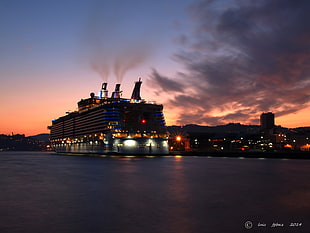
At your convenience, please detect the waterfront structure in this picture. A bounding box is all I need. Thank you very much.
[260,112,275,131]
[167,123,310,152]
[49,79,169,154]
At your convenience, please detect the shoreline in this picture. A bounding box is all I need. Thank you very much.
[2,150,310,160]
[169,151,310,160]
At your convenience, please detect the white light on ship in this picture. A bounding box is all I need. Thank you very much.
[124,140,136,147]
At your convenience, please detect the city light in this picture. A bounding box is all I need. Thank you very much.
[300,144,310,151]
[284,144,293,149]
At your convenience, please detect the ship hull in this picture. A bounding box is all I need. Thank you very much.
[52,137,169,155]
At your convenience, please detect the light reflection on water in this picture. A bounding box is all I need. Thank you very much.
[0,151,310,233]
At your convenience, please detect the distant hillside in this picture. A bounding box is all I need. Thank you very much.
[168,123,261,138]
[0,134,49,151]
[29,134,50,142]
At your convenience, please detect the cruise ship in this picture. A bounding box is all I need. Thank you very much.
[48,79,169,155]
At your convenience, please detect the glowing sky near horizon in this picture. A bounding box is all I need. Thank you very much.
[0,0,309,136]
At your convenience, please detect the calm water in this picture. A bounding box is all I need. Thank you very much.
[0,152,309,233]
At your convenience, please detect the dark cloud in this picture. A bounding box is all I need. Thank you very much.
[149,69,185,93]
[151,0,310,126]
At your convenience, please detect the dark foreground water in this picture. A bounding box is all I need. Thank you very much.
[0,152,309,233]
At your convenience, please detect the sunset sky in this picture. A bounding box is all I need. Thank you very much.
[1,0,309,136]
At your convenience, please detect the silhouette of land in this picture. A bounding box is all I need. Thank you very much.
[0,134,50,151]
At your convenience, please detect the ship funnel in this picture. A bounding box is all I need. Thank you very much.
[100,82,108,98]
[131,78,142,100]
[111,84,122,98]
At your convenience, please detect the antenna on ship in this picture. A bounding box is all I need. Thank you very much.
[131,78,142,101]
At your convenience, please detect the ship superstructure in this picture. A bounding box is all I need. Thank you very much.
[49,79,169,154]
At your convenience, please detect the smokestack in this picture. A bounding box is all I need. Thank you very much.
[111,84,122,98]
[100,82,108,98]
[131,78,142,100]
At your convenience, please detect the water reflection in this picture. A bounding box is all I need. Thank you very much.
[0,152,310,233]
[164,156,195,233]
[274,162,310,216]
[174,155,183,160]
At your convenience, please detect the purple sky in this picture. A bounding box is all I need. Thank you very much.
[0,0,309,135]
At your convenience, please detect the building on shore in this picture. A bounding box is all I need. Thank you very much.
[167,113,310,152]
